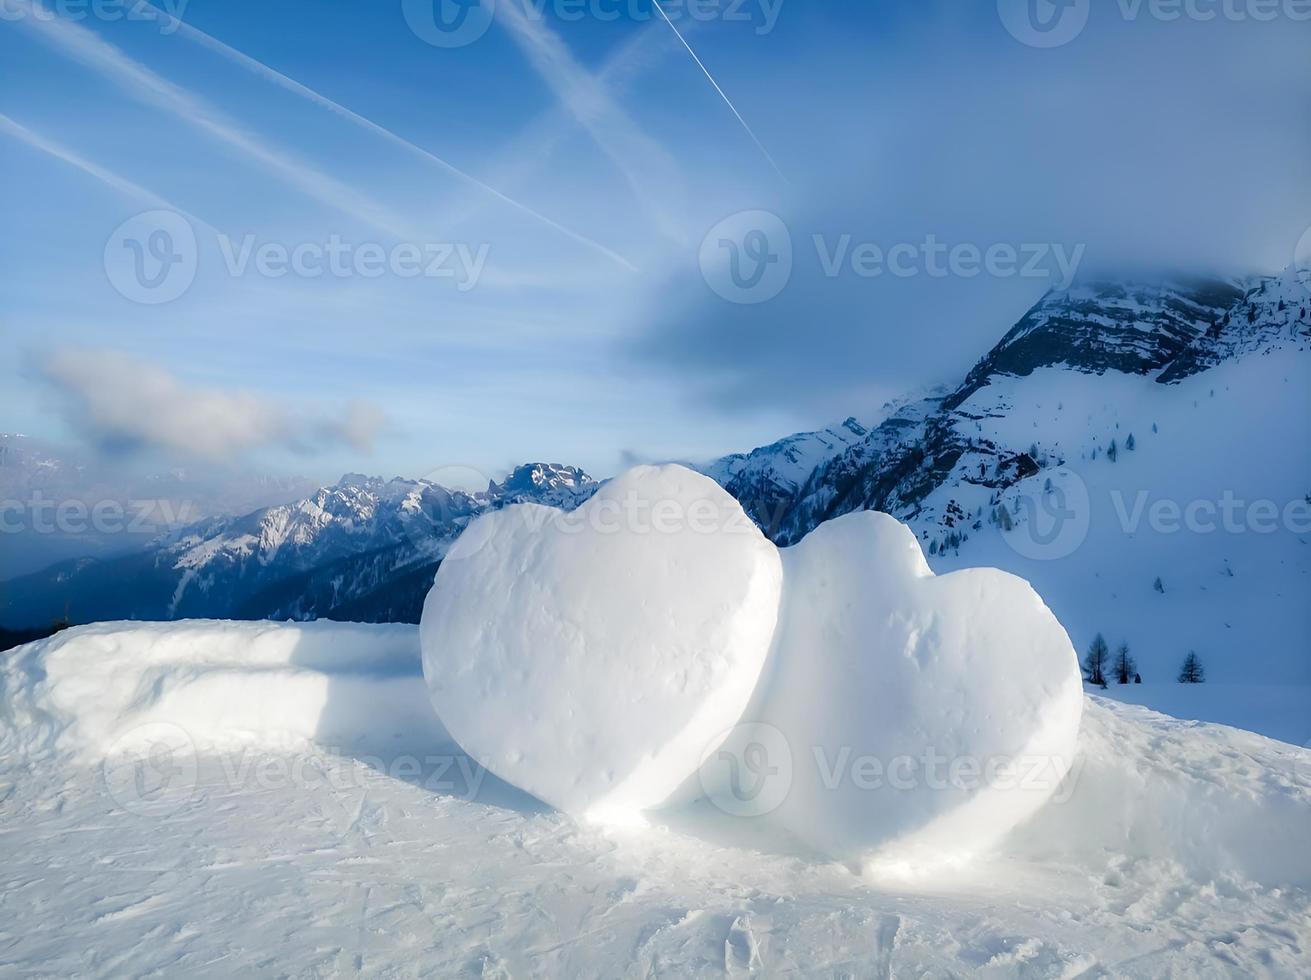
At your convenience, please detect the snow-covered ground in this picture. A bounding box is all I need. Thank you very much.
[2,621,1308,977]
[925,347,1311,700]
[1096,682,1309,749]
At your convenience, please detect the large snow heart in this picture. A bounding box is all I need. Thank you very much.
[420,464,783,825]
[702,511,1082,868]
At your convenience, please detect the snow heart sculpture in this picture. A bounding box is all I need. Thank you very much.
[700,511,1083,869]
[420,465,783,825]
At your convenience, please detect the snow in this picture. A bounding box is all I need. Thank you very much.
[1013,697,1311,890]
[419,464,783,825]
[1,621,1308,976]
[0,619,447,762]
[1096,682,1310,749]
[698,511,1083,870]
[919,346,1311,706]
[706,417,870,493]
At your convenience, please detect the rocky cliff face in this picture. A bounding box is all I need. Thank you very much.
[731,271,1310,546]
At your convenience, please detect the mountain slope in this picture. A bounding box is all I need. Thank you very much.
[4,270,1307,703]
[0,464,595,629]
[716,269,1311,690]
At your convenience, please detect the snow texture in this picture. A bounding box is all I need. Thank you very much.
[1,620,1308,976]
[0,619,447,762]
[419,464,783,825]
[699,511,1083,868]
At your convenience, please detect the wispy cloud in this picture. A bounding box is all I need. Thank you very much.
[36,348,387,461]
[433,18,675,258]
[0,112,216,231]
[132,1,637,272]
[12,0,416,238]
[495,0,689,245]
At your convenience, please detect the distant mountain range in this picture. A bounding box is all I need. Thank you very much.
[0,435,322,580]
[0,461,593,628]
[4,269,1309,685]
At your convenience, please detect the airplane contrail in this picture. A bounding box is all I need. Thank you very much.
[135,2,637,272]
[650,0,787,184]
[12,0,418,240]
[0,112,218,234]
[495,1,689,247]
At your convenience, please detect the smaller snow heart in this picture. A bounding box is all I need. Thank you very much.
[699,511,1082,868]
[420,464,783,825]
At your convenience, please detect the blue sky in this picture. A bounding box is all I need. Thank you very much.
[2,0,1308,486]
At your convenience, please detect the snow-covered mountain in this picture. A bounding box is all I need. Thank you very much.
[0,463,595,628]
[713,268,1311,695]
[0,433,321,580]
[4,269,1308,702]
[704,389,944,537]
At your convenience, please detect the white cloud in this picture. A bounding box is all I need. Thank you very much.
[37,348,387,462]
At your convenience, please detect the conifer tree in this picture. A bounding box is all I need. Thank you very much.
[1083,634,1110,687]
[1178,651,1205,683]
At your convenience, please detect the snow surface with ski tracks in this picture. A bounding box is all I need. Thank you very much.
[2,620,1308,977]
